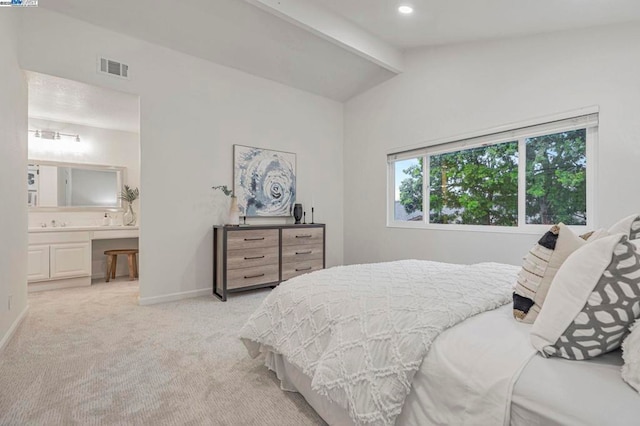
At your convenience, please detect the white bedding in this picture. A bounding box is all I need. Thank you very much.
[261,306,640,426]
[396,304,536,426]
[512,350,640,426]
[240,260,519,426]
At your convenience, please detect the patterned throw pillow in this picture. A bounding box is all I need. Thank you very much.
[513,224,591,323]
[622,320,640,393]
[609,214,640,240]
[531,234,640,360]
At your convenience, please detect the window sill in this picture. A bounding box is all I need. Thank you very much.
[387,222,590,235]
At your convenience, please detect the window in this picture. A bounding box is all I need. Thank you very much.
[525,129,587,225]
[388,113,596,231]
[393,158,424,222]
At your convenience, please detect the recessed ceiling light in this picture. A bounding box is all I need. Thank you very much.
[398,5,414,14]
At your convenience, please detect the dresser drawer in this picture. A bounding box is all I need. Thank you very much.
[227,229,279,250]
[227,264,279,289]
[282,227,324,246]
[227,247,279,270]
[282,259,324,281]
[282,243,323,264]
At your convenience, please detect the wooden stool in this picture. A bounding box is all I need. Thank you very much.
[104,249,139,282]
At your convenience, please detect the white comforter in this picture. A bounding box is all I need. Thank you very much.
[240,260,519,426]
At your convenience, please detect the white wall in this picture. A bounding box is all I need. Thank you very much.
[28,117,140,227]
[18,8,344,303]
[344,23,640,266]
[0,11,28,348]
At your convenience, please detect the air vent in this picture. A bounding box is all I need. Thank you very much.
[98,56,130,79]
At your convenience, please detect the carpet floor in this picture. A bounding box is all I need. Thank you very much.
[0,281,326,425]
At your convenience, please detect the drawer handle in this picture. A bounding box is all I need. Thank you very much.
[244,237,265,241]
[296,235,312,238]
[295,250,312,255]
[295,267,312,272]
[244,273,265,279]
[244,255,265,260]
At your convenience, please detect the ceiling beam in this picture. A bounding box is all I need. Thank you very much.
[245,0,404,74]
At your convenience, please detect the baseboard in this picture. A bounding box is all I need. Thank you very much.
[138,287,211,306]
[28,276,91,293]
[0,305,29,352]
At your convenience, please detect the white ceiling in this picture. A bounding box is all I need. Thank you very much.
[27,71,140,133]
[38,0,640,102]
[308,0,640,49]
[39,0,396,102]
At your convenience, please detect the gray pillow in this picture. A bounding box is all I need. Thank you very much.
[531,234,640,360]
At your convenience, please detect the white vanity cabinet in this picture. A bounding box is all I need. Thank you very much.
[28,226,139,292]
[28,242,91,282]
[49,242,91,279]
[27,244,50,282]
[28,230,93,290]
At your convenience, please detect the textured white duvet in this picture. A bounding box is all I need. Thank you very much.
[240,260,519,426]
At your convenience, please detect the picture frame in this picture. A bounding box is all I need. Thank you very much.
[233,145,296,217]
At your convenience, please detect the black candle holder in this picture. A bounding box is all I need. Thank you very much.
[311,207,315,224]
[303,212,307,224]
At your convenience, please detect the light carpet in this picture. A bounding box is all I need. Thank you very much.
[0,281,326,425]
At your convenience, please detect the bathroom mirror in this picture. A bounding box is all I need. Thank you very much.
[28,160,126,211]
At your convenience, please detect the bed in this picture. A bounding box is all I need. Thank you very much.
[239,259,640,426]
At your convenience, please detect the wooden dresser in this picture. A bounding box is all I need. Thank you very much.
[213,224,325,301]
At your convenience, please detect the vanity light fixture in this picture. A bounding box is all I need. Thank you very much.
[398,5,414,14]
[29,129,81,142]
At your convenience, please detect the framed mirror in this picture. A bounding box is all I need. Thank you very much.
[28,160,126,211]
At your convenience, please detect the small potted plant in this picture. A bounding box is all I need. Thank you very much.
[213,185,240,226]
[119,185,139,226]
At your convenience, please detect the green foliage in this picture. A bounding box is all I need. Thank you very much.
[525,130,586,225]
[119,185,139,203]
[428,142,518,226]
[399,158,423,214]
[397,130,587,226]
[212,185,234,197]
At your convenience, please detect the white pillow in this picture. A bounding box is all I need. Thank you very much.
[622,320,640,393]
[531,234,640,360]
[609,214,640,239]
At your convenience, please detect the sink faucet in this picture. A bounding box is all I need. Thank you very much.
[51,220,57,227]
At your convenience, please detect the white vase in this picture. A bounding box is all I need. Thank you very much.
[228,197,240,226]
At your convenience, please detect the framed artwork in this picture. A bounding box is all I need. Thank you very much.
[233,145,296,217]
[27,165,39,191]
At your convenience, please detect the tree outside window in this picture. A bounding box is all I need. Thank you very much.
[396,129,587,227]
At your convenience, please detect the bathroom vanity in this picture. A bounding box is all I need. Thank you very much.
[28,226,139,292]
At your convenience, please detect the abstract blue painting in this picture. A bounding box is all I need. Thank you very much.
[233,145,296,217]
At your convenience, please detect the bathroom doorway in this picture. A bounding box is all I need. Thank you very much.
[25,71,141,293]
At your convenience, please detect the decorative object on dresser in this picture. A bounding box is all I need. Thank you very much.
[213,224,325,301]
[293,203,303,224]
[212,185,240,226]
[233,145,296,217]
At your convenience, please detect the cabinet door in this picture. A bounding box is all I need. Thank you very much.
[49,242,91,279]
[27,245,50,282]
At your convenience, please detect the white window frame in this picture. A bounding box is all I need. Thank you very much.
[387,109,598,234]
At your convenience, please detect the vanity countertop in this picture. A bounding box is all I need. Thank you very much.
[29,225,139,233]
